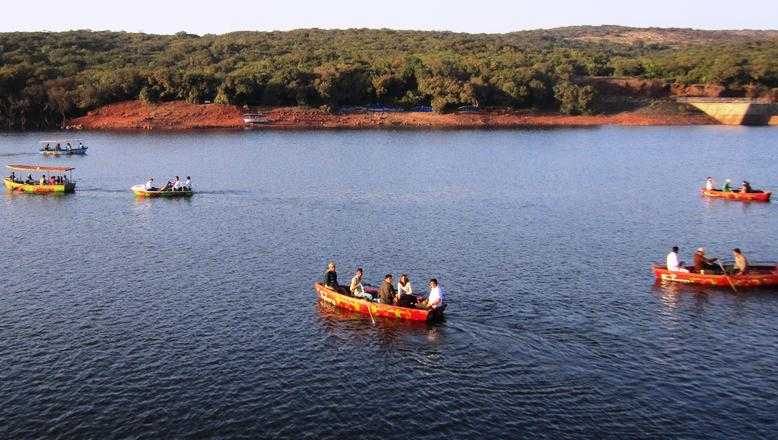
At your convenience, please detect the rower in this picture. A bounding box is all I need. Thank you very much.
[733,248,748,275]
[740,181,753,193]
[693,248,718,273]
[184,176,192,191]
[172,176,182,191]
[666,246,689,273]
[705,177,714,191]
[722,179,732,192]
[350,267,373,300]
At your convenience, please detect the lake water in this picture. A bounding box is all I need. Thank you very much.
[1,127,777,439]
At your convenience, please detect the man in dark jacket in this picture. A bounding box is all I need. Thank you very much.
[377,274,397,305]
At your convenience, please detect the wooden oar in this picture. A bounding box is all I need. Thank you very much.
[365,300,376,325]
[359,283,376,325]
[717,260,739,293]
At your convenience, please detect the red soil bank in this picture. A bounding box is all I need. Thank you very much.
[67,101,717,130]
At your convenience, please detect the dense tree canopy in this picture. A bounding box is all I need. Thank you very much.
[0,26,776,128]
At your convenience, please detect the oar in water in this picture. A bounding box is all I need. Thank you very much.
[717,260,739,293]
[366,300,376,325]
[360,283,377,325]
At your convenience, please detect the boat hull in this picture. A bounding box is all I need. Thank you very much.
[4,178,75,194]
[702,188,771,202]
[314,282,443,321]
[40,148,87,156]
[131,185,193,197]
[652,264,778,288]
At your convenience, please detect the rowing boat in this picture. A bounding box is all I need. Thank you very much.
[702,188,771,202]
[39,139,88,156]
[652,263,778,288]
[314,282,445,322]
[4,164,76,194]
[131,185,193,197]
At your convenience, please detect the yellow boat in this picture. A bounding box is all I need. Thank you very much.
[4,164,76,194]
[131,184,193,197]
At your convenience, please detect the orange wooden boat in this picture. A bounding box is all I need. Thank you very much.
[314,282,445,322]
[652,263,778,288]
[702,188,771,202]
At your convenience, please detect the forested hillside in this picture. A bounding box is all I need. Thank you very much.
[1,26,777,128]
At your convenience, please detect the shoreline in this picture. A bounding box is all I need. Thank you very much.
[64,100,719,131]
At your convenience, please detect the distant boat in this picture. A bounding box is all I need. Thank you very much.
[39,139,88,155]
[702,188,771,202]
[243,113,269,125]
[131,185,193,198]
[652,262,778,288]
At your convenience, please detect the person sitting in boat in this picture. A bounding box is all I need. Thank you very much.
[733,248,749,275]
[49,176,56,185]
[172,176,182,191]
[722,179,732,192]
[25,174,33,184]
[145,177,158,191]
[39,175,46,185]
[693,248,718,273]
[66,142,72,151]
[396,274,418,307]
[705,177,714,191]
[183,176,192,191]
[739,181,753,193]
[160,179,173,191]
[350,267,373,301]
[324,261,345,293]
[55,143,61,151]
[666,246,689,273]
[420,278,445,310]
[8,171,14,182]
[377,274,398,305]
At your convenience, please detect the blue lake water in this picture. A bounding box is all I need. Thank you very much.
[1,127,777,439]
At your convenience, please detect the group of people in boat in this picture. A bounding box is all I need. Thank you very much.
[666,246,749,275]
[324,261,445,310]
[41,141,85,152]
[144,176,192,192]
[705,177,762,193]
[7,172,69,186]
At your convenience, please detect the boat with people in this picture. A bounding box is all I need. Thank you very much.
[702,188,771,202]
[39,139,88,156]
[652,262,778,288]
[4,164,76,194]
[702,177,771,202]
[131,175,193,197]
[131,185,193,197]
[314,282,445,322]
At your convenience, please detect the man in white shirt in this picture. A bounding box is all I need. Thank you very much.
[666,246,689,272]
[145,177,156,191]
[172,176,181,191]
[424,278,445,309]
[705,177,714,191]
[184,176,191,191]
